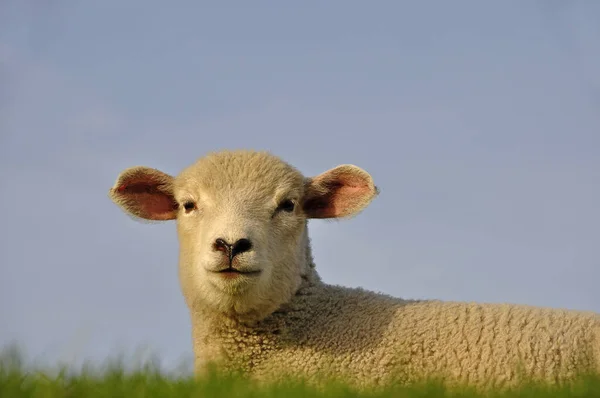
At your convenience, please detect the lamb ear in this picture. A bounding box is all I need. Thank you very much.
[303,164,379,219]
[108,166,178,221]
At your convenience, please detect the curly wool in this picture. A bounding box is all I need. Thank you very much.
[195,258,600,390]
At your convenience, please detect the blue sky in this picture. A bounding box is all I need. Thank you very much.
[1,1,599,371]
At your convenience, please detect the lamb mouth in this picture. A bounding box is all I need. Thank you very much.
[213,267,262,275]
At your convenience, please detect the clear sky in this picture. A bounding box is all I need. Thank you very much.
[1,1,599,371]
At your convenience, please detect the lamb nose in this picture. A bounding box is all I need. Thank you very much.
[213,238,253,261]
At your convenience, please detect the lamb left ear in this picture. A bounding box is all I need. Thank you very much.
[303,164,379,219]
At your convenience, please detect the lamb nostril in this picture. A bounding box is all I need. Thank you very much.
[214,238,230,253]
[231,238,252,258]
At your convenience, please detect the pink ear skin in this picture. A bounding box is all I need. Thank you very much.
[303,165,379,219]
[109,167,178,221]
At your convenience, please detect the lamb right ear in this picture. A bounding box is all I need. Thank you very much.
[303,164,379,219]
[108,166,178,221]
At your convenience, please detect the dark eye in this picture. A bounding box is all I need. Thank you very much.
[183,201,197,213]
[276,199,295,213]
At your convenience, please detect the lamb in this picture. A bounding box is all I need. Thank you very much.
[108,149,600,391]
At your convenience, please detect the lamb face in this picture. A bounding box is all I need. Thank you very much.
[173,151,309,318]
[109,150,379,321]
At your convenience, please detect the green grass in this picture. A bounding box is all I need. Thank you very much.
[2,348,599,398]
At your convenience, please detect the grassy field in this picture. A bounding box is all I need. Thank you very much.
[2,348,599,398]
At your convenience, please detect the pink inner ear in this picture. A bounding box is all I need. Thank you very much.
[331,185,369,213]
[328,183,371,218]
[304,172,374,218]
[115,177,177,220]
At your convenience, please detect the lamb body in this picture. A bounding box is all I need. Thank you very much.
[109,149,600,390]
[194,278,600,389]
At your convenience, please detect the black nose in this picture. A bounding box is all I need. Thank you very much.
[214,238,253,263]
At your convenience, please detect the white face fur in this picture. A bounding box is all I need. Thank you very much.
[109,150,378,321]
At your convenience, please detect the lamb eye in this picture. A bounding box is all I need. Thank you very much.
[183,201,197,213]
[277,199,295,213]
